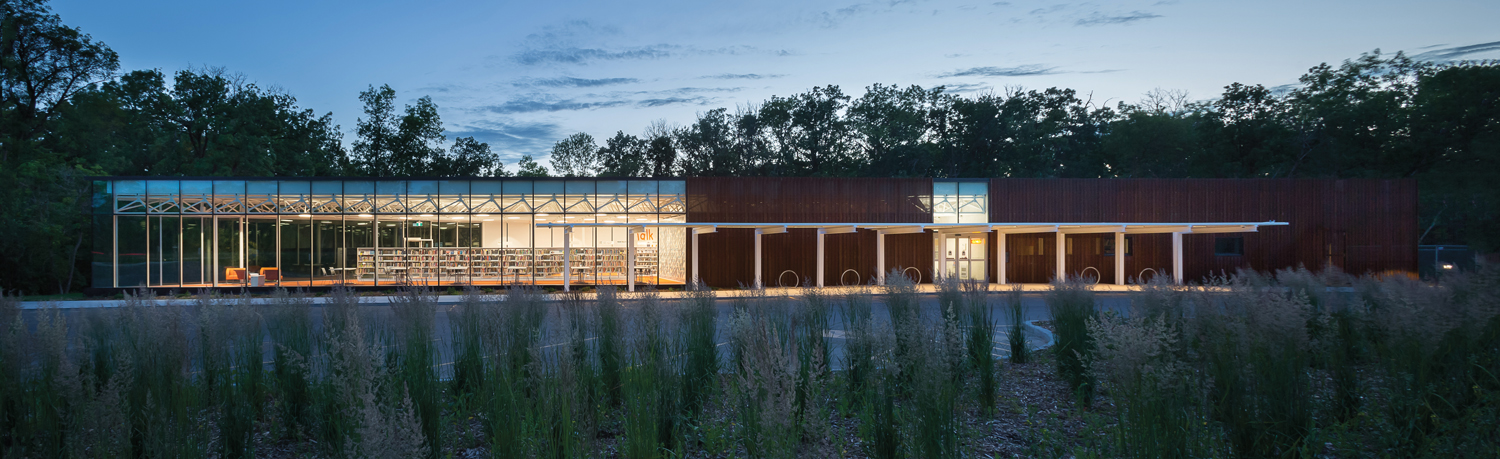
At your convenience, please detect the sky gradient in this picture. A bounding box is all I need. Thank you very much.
[53,0,1500,168]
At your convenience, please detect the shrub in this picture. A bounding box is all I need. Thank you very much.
[1046,276,1097,405]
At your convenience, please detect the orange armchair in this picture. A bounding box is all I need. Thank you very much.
[225,268,248,283]
[260,267,281,285]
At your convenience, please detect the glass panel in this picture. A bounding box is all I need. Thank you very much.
[183,217,209,285]
[565,180,595,195]
[409,180,438,195]
[312,181,342,195]
[628,180,658,194]
[180,181,213,213]
[343,181,375,213]
[213,180,245,213]
[933,182,958,195]
[658,180,684,196]
[314,218,343,285]
[118,216,147,287]
[115,180,146,213]
[92,215,112,288]
[149,216,180,286]
[247,217,278,280]
[347,215,374,285]
[92,180,111,214]
[597,180,627,194]
[534,181,563,195]
[279,180,312,213]
[473,180,503,195]
[280,217,313,285]
[217,217,243,284]
[278,180,310,195]
[377,180,406,196]
[246,181,278,213]
[147,180,179,195]
[345,181,375,195]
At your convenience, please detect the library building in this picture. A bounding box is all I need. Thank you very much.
[89,177,1418,291]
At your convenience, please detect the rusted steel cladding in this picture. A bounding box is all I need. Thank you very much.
[686,177,932,223]
[988,179,1417,282]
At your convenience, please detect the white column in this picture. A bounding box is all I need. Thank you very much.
[876,231,886,286]
[1172,231,1184,284]
[754,229,763,288]
[691,228,699,284]
[1115,232,1126,285]
[627,227,636,292]
[563,226,572,292]
[1055,234,1067,282]
[997,233,1006,284]
[816,229,826,288]
[939,233,949,280]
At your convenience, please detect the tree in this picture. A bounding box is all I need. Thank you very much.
[643,120,677,177]
[848,84,945,177]
[597,130,647,177]
[1,0,119,164]
[516,155,549,177]
[548,132,599,177]
[350,84,497,176]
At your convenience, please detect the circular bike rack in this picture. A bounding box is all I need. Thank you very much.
[840,269,860,286]
[777,270,801,288]
[1080,267,1101,285]
[1137,268,1158,284]
[901,267,923,284]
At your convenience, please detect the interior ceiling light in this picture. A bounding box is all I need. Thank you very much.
[483,219,494,222]
[507,216,519,220]
[536,213,549,216]
[596,213,606,216]
[476,214,489,217]
[420,213,434,217]
[358,213,373,218]
[298,213,312,217]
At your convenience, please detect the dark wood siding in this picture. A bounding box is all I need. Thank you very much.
[687,178,1416,287]
[988,179,1417,283]
[686,177,931,223]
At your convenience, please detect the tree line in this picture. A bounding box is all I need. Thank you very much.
[3,0,1498,294]
[549,54,1498,253]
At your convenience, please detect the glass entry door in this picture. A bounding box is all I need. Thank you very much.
[937,234,987,281]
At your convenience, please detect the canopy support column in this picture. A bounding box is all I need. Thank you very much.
[938,233,948,280]
[1055,234,1066,282]
[1115,232,1126,285]
[997,233,1006,284]
[816,229,826,288]
[691,228,698,284]
[1172,231,1184,284]
[876,231,885,286]
[754,228,763,288]
[562,226,572,292]
[627,227,636,292]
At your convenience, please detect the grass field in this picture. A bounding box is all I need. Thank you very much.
[2,267,1497,458]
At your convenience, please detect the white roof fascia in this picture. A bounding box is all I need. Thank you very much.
[1058,225,1128,234]
[935,225,993,234]
[822,225,858,234]
[991,224,1060,234]
[876,226,927,235]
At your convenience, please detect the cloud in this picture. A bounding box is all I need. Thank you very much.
[937,82,994,93]
[513,45,679,65]
[481,95,631,114]
[1413,40,1500,62]
[699,73,786,80]
[1075,11,1162,26]
[518,77,641,87]
[445,119,565,160]
[512,44,777,65]
[638,96,713,107]
[937,64,1059,77]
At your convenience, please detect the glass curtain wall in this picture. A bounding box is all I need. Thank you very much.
[97,178,688,288]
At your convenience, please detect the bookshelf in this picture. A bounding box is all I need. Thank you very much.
[351,246,662,284]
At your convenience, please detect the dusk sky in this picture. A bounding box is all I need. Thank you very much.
[55,0,1500,169]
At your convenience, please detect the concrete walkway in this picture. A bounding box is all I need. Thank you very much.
[18,283,1149,309]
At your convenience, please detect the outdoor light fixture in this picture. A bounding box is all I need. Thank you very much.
[1442,263,1456,270]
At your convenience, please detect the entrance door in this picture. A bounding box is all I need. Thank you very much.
[935,234,987,281]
